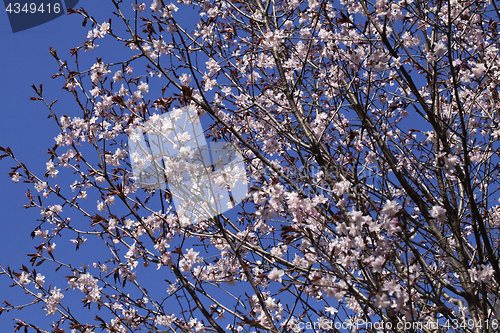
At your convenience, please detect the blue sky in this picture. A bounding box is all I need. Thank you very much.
[0,1,444,330]
[0,2,245,330]
[0,1,135,329]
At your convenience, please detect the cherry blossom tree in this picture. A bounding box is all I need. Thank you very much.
[2,0,500,332]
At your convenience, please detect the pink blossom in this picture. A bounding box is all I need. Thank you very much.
[430,205,447,222]
[382,200,401,216]
[132,3,146,12]
[268,268,284,283]
[11,173,20,183]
